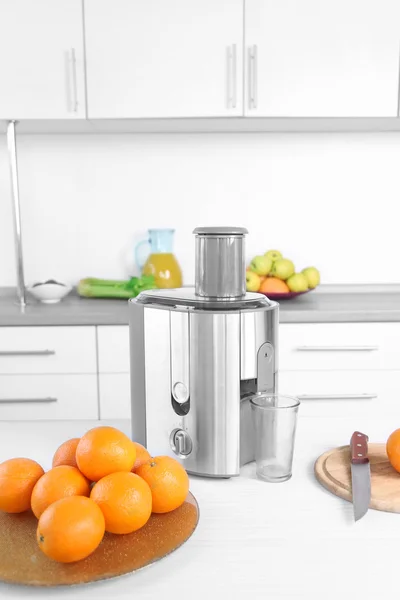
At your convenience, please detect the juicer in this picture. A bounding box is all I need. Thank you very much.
[129,227,278,477]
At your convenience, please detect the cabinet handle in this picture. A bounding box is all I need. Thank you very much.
[298,393,377,401]
[0,350,55,356]
[248,45,258,109]
[295,346,379,352]
[0,397,57,404]
[226,45,237,109]
[70,48,78,113]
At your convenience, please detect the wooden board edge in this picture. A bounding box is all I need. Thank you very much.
[314,445,352,503]
[315,443,400,514]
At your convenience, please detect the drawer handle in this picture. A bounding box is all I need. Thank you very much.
[295,346,379,352]
[0,397,57,404]
[248,45,258,109]
[226,44,237,109]
[0,350,56,356]
[70,47,78,113]
[298,393,377,401]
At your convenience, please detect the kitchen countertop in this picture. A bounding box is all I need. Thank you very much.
[0,416,396,600]
[1,284,400,326]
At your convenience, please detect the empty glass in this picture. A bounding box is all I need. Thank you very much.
[250,393,300,482]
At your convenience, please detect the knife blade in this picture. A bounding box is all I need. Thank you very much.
[350,431,371,522]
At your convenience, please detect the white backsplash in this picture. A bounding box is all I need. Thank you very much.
[0,131,399,287]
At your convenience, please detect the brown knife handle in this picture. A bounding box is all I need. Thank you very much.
[350,431,369,465]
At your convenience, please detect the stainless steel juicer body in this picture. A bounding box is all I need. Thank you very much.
[129,228,278,477]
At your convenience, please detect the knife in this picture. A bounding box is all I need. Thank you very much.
[350,431,371,522]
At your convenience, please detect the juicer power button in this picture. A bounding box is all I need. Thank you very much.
[170,429,193,457]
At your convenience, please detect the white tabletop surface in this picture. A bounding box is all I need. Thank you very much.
[0,417,397,600]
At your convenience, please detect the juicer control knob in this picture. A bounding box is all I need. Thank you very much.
[170,429,193,457]
[172,382,189,404]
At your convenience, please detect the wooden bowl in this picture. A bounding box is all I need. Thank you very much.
[0,492,199,587]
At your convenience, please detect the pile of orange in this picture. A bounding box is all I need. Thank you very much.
[387,429,400,472]
[0,426,189,564]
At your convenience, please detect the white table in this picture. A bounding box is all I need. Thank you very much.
[0,417,397,599]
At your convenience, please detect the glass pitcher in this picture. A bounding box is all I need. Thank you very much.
[135,229,183,289]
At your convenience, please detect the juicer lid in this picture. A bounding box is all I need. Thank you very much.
[132,287,276,311]
[193,226,248,236]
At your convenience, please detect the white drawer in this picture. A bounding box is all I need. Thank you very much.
[97,326,130,373]
[279,370,400,418]
[279,323,400,371]
[0,327,97,374]
[0,375,99,420]
[99,373,131,419]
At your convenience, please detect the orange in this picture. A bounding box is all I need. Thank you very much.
[76,426,136,482]
[90,471,152,534]
[387,429,400,472]
[37,496,105,563]
[52,438,80,469]
[259,277,290,295]
[0,458,44,513]
[136,456,189,514]
[31,465,90,519]
[131,442,151,473]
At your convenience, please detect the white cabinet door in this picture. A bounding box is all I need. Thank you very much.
[245,0,400,117]
[279,323,400,371]
[279,370,400,418]
[0,375,98,420]
[85,0,243,118]
[99,374,131,419]
[0,327,97,375]
[0,0,86,119]
[97,326,130,373]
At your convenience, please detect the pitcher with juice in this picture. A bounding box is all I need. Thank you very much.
[135,229,182,289]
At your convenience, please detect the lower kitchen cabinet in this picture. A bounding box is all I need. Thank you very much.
[0,326,97,375]
[0,320,397,421]
[97,325,130,373]
[0,374,99,420]
[279,370,400,418]
[279,322,400,371]
[98,373,131,419]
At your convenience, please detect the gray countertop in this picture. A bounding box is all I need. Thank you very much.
[0,285,399,326]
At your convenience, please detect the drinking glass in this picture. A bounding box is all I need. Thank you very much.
[249,393,300,482]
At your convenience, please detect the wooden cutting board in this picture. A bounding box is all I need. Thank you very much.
[0,492,199,587]
[315,443,400,513]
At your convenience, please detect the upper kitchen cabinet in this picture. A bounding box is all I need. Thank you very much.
[84,0,243,118]
[0,0,86,119]
[245,0,400,117]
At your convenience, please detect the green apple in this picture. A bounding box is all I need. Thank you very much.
[249,255,273,276]
[286,273,309,293]
[302,267,320,289]
[246,270,261,292]
[271,258,295,281]
[264,250,283,262]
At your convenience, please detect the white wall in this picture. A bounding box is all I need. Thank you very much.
[0,132,399,287]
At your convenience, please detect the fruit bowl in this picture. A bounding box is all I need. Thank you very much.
[247,250,320,299]
[258,289,311,301]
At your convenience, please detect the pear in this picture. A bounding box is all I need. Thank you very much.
[302,267,320,289]
[286,273,308,293]
[271,258,295,281]
[246,271,261,292]
[264,250,282,262]
[249,255,273,276]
